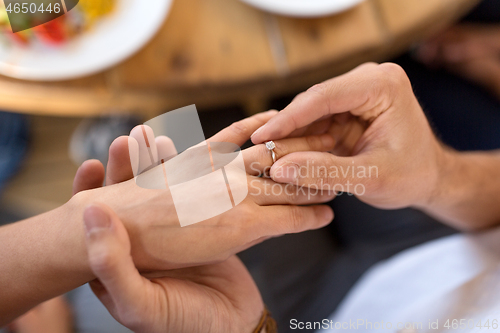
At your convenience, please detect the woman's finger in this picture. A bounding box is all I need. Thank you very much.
[106,136,135,186]
[73,160,105,195]
[243,134,335,176]
[107,134,177,185]
[129,125,159,175]
[209,110,278,146]
[155,135,178,162]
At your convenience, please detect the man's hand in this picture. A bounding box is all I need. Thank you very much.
[252,63,444,210]
[251,63,500,230]
[84,204,264,333]
[417,24,500,99]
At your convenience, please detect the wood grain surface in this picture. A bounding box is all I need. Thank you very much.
[0,0,480,117]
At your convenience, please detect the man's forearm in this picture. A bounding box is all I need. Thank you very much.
[421,149,500,230]
[0,200,92,326]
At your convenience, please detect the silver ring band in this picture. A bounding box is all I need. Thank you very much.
[265,141,277,164]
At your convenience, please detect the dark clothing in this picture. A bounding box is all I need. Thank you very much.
[0,112,28,193]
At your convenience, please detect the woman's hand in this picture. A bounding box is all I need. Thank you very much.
[84,203,264,333]
[70,111,336,271]
[417,24,500,98]
[251,63,446,210]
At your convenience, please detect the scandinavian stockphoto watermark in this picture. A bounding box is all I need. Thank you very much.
[3,0,78,32]
[290,319,424,331]
[249,160,379,198]
[290,318,500,331]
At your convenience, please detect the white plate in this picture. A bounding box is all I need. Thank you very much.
[240,0,365,17]
[0,0,173,81]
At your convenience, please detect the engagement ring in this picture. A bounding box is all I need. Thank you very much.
[265,141,276,164]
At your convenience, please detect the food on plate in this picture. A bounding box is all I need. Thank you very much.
[0,0,116,46]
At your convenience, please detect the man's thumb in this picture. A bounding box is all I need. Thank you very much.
[83,204,145,310]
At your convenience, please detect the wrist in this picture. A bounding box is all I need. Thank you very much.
[60,193,97,282]
[422,145,458,210]
[416,146,500,230]
[0,196,95,324]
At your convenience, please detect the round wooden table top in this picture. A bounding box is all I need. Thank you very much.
[0,0,480,118]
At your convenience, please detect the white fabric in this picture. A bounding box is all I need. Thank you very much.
[319,227,500,332]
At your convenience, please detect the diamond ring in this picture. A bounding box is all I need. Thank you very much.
[265,141,276,164]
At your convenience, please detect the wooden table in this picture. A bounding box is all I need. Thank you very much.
[0,0,480,118]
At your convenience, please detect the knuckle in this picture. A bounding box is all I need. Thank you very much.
[273,142,287,160]
[307,82,329,96]
[229,120,249,137]
[292,91,307,102]
[316,166,330,184]
[286,206,305,231]
[353,62,380,79]
[70,190,90,209]
[305,135,322,150]
[379,63,409,86]
[239,202,257,220]
[312,174,329,188]
[304,82,334,121]
[361,176,378,194]
[356,63,410,111]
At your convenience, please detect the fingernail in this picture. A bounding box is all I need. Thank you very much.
[320,134,335,148]
[251,125,266,140]
[84,205,111,234]
[273,164,299,183]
